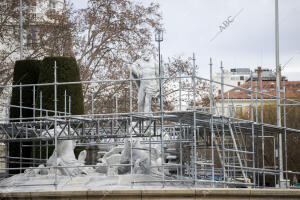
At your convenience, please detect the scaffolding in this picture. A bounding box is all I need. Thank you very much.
[0,57,300,190]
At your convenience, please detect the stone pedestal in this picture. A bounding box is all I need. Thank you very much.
[1,189,300,200]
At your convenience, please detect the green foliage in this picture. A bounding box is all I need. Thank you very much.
[256,101,300,179]
[9,57,85,175]
[10,60,41,121]
[238,100,300,130]
[237,99,300,184]
[34,57,84,167]
[36,57,84,116]
[9,60,41,175]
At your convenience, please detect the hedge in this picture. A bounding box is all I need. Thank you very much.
[9,57,85,175]
[10,60,41,120]
[9,60,41,175]
[36,57,84,116]
[34,57,85,166]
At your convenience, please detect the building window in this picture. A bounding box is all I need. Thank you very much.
[236,105,243,116]
[231,76,241,81]
[228,105,235,117]
[26,28,38,48]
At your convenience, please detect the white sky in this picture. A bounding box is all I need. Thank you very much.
[72,0,300,80]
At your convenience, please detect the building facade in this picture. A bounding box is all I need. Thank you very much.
[215,79,300,118]
[213,68,251,93]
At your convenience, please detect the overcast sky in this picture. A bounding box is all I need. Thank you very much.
[72,0,300,80]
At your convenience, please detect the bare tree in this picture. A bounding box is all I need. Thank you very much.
[1,1,210,115]
[27,3,75,58]
[0,1,21,94]
[0,0,163,115]
[72,0,162,113]
[0,0,75,95]
[162,56,210,111]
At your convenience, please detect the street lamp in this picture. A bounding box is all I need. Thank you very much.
[155,31,163,111]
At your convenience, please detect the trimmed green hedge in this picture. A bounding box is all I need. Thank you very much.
[34,57,85,168]
[10,60,41,121]
[9,60,41,175]
[36,57,84,116]
[9,57,84,175]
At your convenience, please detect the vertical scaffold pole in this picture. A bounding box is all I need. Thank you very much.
[54,61,58,190]
[39,90,42,153]
[179,118,183,180]
[179,64,183,180]
[250,71,256,187]
[192,53,197,186]
[255,78,259,186]
[129,63,133,188]
[260,72,265,187]
[19,0,23,60]
[6,141,9,176]
[156,31,164,188]
[159,55,165,187]
[19,141,22,173]
[179,67,182,111]
[92,94,94,116]
[283,79,288,187]
[40,91,42,118]
[33,86,36,121]
[19,83,22,122]
[209,58,215,187]
[255,80,258,123]
[220,61,226,186]
[64,90,67,116]
[275,0,284,187]
[115,95,118,114]
[68,96,71,115]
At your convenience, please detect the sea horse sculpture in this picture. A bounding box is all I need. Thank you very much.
[25,127,89,177]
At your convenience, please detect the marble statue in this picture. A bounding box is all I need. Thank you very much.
[25,127,90,177]
[127,55,160,114]
[118,138,162,175]
[96,138,162,176]
[96,146,123,175]
[1,128,169,189]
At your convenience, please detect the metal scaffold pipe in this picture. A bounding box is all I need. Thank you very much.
[2,51,300,190]
[54,61,58,189]
[220,61,226,186]
[209,58,215,186]
[275,0,284,187]
[19,0,23,60]
[192,53,197,186]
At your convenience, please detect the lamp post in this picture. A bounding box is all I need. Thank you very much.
[155,31,164,111]
[155,31,164,187]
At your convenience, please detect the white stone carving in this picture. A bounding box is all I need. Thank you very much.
[96,138,162,176]
[24,127,90,177]
[127,55,159,114]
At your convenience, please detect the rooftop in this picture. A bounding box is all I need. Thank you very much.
[217,80,300,99]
